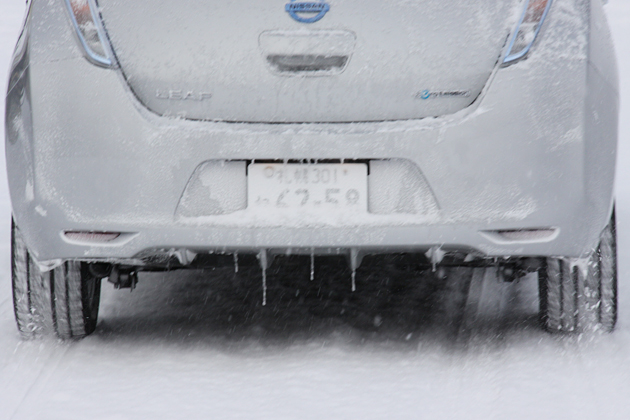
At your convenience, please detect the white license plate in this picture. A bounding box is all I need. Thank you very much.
[248,163,368,212]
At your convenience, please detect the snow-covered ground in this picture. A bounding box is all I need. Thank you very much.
[1,1,629,419]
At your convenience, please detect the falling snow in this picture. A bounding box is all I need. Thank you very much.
[1,1,630,419]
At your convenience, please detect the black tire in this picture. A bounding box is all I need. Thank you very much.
[11,219,101,339]
[539,211,617,333]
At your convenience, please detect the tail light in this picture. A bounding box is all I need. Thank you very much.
[503,0,553,65]
[63,0,115,67]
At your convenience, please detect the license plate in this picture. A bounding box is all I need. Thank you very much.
[248,163,368,212]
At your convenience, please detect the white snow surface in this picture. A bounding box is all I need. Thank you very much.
[1,1,630,419]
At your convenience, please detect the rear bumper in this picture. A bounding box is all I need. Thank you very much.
[6,0,618,263]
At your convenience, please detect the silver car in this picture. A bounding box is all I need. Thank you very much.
[5,0,618,338]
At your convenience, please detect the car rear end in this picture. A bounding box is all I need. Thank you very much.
[5,0,618,274]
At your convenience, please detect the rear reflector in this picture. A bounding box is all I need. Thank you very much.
[64,231,121,243]
[495,229,557,241]
[482,228,559,244]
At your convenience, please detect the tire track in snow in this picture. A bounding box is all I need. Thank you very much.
[0,341,71,420]
[454,268,536,420]
[457,268,540,346]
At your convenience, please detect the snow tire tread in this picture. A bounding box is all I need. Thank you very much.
[11,220,101,339]
[539,211,617,333]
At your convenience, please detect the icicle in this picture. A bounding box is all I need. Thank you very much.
[233,252,239,274]
[310,248,315,281]
[258,250,269,306]
[425,246,446,272]
[262,268,267,306]
[349,248,360,292]
[171,248,197,266]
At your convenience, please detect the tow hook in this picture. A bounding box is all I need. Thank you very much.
[498,258,542,282]
[107,265,138,290]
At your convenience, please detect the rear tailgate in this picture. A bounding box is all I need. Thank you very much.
[98,0,518,122]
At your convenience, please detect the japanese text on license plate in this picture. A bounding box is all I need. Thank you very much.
[247,163,368,211]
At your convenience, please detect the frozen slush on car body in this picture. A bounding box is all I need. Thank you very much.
[5,0,618,338]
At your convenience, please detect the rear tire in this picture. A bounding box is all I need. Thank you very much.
[12,220,101,339]
[539,211,617,333]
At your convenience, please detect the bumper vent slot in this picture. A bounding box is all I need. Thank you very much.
[267,54,348,73]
